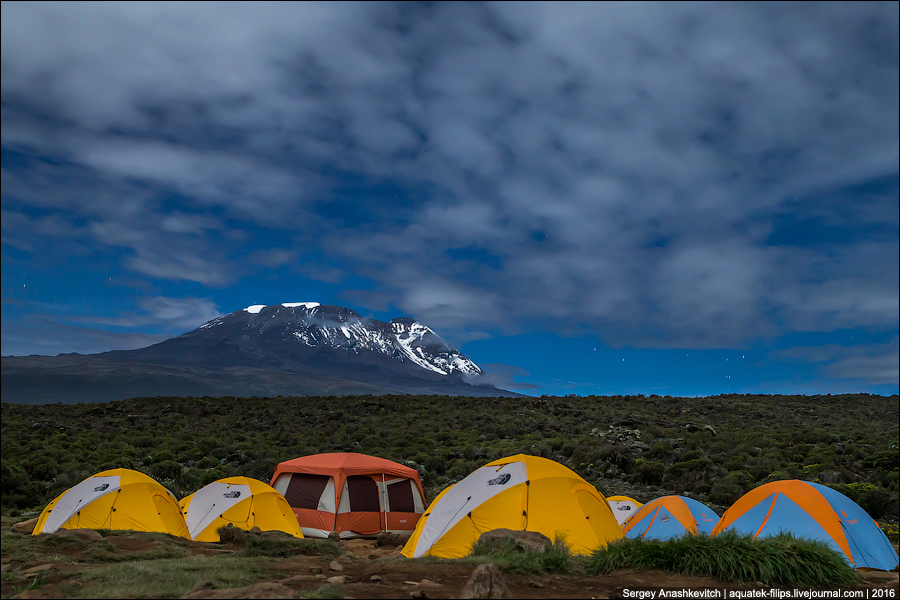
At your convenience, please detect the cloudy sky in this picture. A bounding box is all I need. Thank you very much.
[2,1,898,397]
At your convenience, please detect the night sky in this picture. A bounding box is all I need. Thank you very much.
[2,2,897,397]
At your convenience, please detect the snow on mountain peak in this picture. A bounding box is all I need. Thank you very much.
[246,302,320,314]
[216,303,482,377]
[282,302,320,309]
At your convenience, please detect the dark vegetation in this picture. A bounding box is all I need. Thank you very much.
[587,532,861,587]
[470,534,574,574]
[2,393,898,528]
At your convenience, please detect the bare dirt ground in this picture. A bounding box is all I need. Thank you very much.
[3,529,898,600]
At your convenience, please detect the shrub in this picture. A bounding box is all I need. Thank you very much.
[630,460,665,486]
[826,483,896,520]
[195,456,220,470]
[150,460,182,481]
[866,450,900,471]
[150,450,176,464]
[707,477,745,506]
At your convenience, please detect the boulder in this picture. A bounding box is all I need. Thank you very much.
[476,529,552,553]
[10,518,38,534]
[22,564,56,575]
[57,528,104,541]
[375,532,407,546]
[459,564,510,599]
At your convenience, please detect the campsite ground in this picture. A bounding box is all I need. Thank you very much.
[2,518,897,599]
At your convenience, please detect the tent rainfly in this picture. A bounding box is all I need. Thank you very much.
[712,479,899,571]
[402,454,624,558]
[622,495,719,540]
[606,495,644,526]
[32,468,189,538]
[179,476,303,541]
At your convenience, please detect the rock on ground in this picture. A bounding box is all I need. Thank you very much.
[10,518,38,534]
[476,528,552,553]
[460,564,510,599]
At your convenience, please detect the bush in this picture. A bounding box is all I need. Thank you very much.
[866,450,900,471]
[707,476,745,506]
[150,460,182,481]
[630,460,665,486]
[826,483,896,520]
[195,456,219,470]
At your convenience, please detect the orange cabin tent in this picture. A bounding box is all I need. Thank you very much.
[271,452,426,539]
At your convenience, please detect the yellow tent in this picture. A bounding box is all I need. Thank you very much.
[32,468,189,538]
[402,454,623,558]
[179,476,303,542]
[606,495,644,526]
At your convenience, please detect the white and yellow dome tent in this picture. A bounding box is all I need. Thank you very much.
[607,495,644,526]
[179,476,303,542]
[32,468,189,538]
[402,454,623,558]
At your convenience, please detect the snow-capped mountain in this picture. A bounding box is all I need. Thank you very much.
[195,302,482,377]
[1,302,518,404]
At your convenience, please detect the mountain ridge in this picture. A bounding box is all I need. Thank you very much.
[1,302,522,403]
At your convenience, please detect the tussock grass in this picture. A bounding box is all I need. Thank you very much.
[237,535,341,558]
[77,555,272,598]
[587,532,861,588]
[1,529,41,565]
[469,535,574,574]
[306,583,345,599]
[216,526,342,558]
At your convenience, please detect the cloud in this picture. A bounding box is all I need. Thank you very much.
[0,295,222,356]
[136,296,221,330]
[776,339,900,387]
[0,316,169,357]
[465,363,539,392]
[2,2,897,359]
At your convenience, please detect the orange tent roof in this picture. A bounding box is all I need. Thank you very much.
[273,452,420,480]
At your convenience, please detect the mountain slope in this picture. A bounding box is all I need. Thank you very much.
[1,303,520,403]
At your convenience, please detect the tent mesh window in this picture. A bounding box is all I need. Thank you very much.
[285,474,331,510]
[346,476,380,512]
[387,480,415,512]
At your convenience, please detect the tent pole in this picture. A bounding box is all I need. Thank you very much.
[381,473,386,532]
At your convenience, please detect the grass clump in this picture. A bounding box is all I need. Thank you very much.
[587,532,860,588]
[237,535,340,558]
[306,583,345,599]
[77,555,271,598]
[216,525,341,559]
[470,534,573,574]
